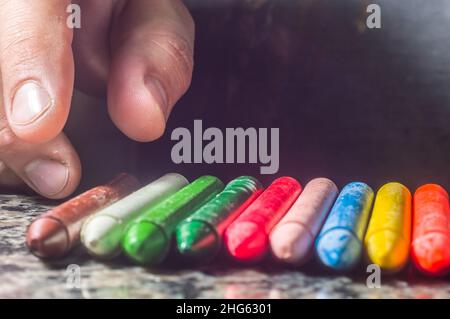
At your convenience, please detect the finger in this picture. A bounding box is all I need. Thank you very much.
[0,0,74,143]
[72,0,114,96]
[0,161,26,192]
[108,0,195,142]
[0,128,81,199]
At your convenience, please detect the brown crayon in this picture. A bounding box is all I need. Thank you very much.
[26,173,139,259]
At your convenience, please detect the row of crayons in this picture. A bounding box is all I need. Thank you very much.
[26,173,450,276]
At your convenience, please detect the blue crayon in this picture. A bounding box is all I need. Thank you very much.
[315,182,374,271]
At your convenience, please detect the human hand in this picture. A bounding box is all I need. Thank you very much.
[0,0,195,198]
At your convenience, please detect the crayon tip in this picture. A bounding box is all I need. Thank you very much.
[122,221,168,265]
[81,215,121,258]
[26,218,69,259]
[270,223,313,264]
[225,221,268,262]
[415,183,448,198]
[412,233,450,276]
[365,230,408,272]
[176,220,219,261]
[316,229,361,271]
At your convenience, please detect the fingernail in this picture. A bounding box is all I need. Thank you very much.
[11,82,53,125]
[145,77,169,119]
[25,159,68,196]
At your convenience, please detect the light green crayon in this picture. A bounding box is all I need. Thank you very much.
[81,173,189,259]
[122,175,224,265]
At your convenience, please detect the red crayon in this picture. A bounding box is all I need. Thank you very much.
[411,184,450,276]
[27,173,139,259]
[224,177,302,262]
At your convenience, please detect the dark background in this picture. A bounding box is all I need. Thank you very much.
[69,0,450,193]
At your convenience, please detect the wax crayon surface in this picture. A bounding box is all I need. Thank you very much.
[224,176,302,263]
[270,178,338,265]
[176,176,263,262]
[27,173,139,259]
[411,184,450,276]
[315,182,374,271]
[81,173,188,259]
[364,182,411,273]
[122,176,224,265]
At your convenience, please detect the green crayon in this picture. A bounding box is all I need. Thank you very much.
[176,176,263,262]
[122,175,224,265]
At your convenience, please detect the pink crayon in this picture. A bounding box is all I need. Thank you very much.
[270,178,338,265]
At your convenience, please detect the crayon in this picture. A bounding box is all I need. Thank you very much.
[122,176,224,265]
[175,176,263,262]
[224,177,302,263]
[315,182,374,271]
[270,178,338,265]
[411,184,450,276]
[81,173,189,259]
[364,182,411,273]
[26,173,139,259]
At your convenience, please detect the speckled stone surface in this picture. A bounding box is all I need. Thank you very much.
[1,195,450,299]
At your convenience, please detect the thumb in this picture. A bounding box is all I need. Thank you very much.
[108,0,195,142]
[0,0,74,143]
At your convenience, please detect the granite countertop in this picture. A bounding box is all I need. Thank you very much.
[1,195,450,299]
[1,0,449,300]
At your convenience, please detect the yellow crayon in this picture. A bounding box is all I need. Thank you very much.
[364,182,412,273]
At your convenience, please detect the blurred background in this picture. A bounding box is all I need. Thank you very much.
[68,0,450,193]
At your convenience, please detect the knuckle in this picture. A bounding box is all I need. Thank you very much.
[0,15,71,71]
[2,34,43,68]
[0,27,44,70]
[151,33,194,93]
